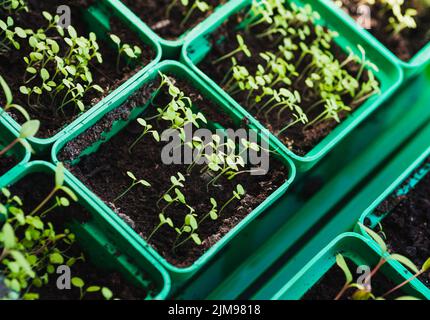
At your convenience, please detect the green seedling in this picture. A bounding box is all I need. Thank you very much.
[219,184,245,216]
[147,213,174,242]
[0,75,29,121]
[0,0,28,13]
[0,119,39,157]
[110,34,142,73]
[71,277,113,300]
[180,0,211,28]
[173,211,202,250]
[213,34,252,64]
[128,118,160,154]
[157,172,185,208]
[114,171,151,202]
[29,163,78,215]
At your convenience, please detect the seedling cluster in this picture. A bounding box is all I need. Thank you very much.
[0,4,142,128]
[114,73,258,251]
[215,1,380,139]
[0,164,113,300]
[342,0,430,35]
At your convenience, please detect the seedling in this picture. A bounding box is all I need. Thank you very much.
[0,75,29,121]
[147,213,174,242]
[0,119,39,157]
[173,211,202,250]
[29,163,78,215]
[71,277,113,300]
[157,172,186,208]
[180,0,211,28]
[165,0,212,28]
[0,0,28,14]
[213,35,252,64]
[219,184,245,216]
[128,118,160,153]
[114,171,151,202]
[110,34,142,73]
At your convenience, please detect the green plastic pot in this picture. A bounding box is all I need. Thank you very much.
[115,0,240,59]
[0,0,161,155]
[320,0,430,79]
[181,0,404,172]
[0,117,31,179]
[51,60,296,291]
[0,161,171,300]
[356,143,430,298]
[272,233,428,300]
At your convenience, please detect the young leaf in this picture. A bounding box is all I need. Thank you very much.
[336,254,352,284]
[19,120,40,139]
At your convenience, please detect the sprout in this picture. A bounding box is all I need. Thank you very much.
[114,171,151,202]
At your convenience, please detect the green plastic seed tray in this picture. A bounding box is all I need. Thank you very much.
[0,117,31,179]
[319,0,430,80]
[356,144,430,299]
[181,0,403,172]
[0,161,171,300]
[272,233,428,300]
[0,0,161,155]
[51,60,296,292]
[188,68,430,300]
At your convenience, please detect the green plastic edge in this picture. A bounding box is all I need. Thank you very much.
[50,60,297,291]
[0,116,31,179]
[356,144,430,298]
[113,0,241,59]
[319,0,430,79]
[0,161,171,300]
[272,233,428,300]
[181,0,404,172]
[0,0,162,155]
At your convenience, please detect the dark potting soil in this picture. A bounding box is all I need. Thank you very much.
[59,76,289,267]
[0,0,154,138]
[198,7,374,156]
[303,258,409,300]
[121,0,226,40]
[339,0,430,61]
[7,172,151,300]
[373,161,430,288]
[0,155,17,177]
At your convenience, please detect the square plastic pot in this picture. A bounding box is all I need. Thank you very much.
[319,0,430,80]
[181,0,404,172]
[0,0,161,155]
[51,60,296,291]
[0,161,171,300]
[115,0,240,59]
[0,117,31,180]
[272,233,428,300]
[356,143,430,299]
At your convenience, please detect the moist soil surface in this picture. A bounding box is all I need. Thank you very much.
[7,172,151,300]
[0,154,17,177]
[59,76,289,268]
[121,0,225,40]
[198,7,373,156]
[339,0,430,61]
[0,0,154,138]
[373,160,430,288]
[303,258,408,300]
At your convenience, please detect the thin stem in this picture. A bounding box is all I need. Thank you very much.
[30,187,58,216]
[0,138,19,157]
